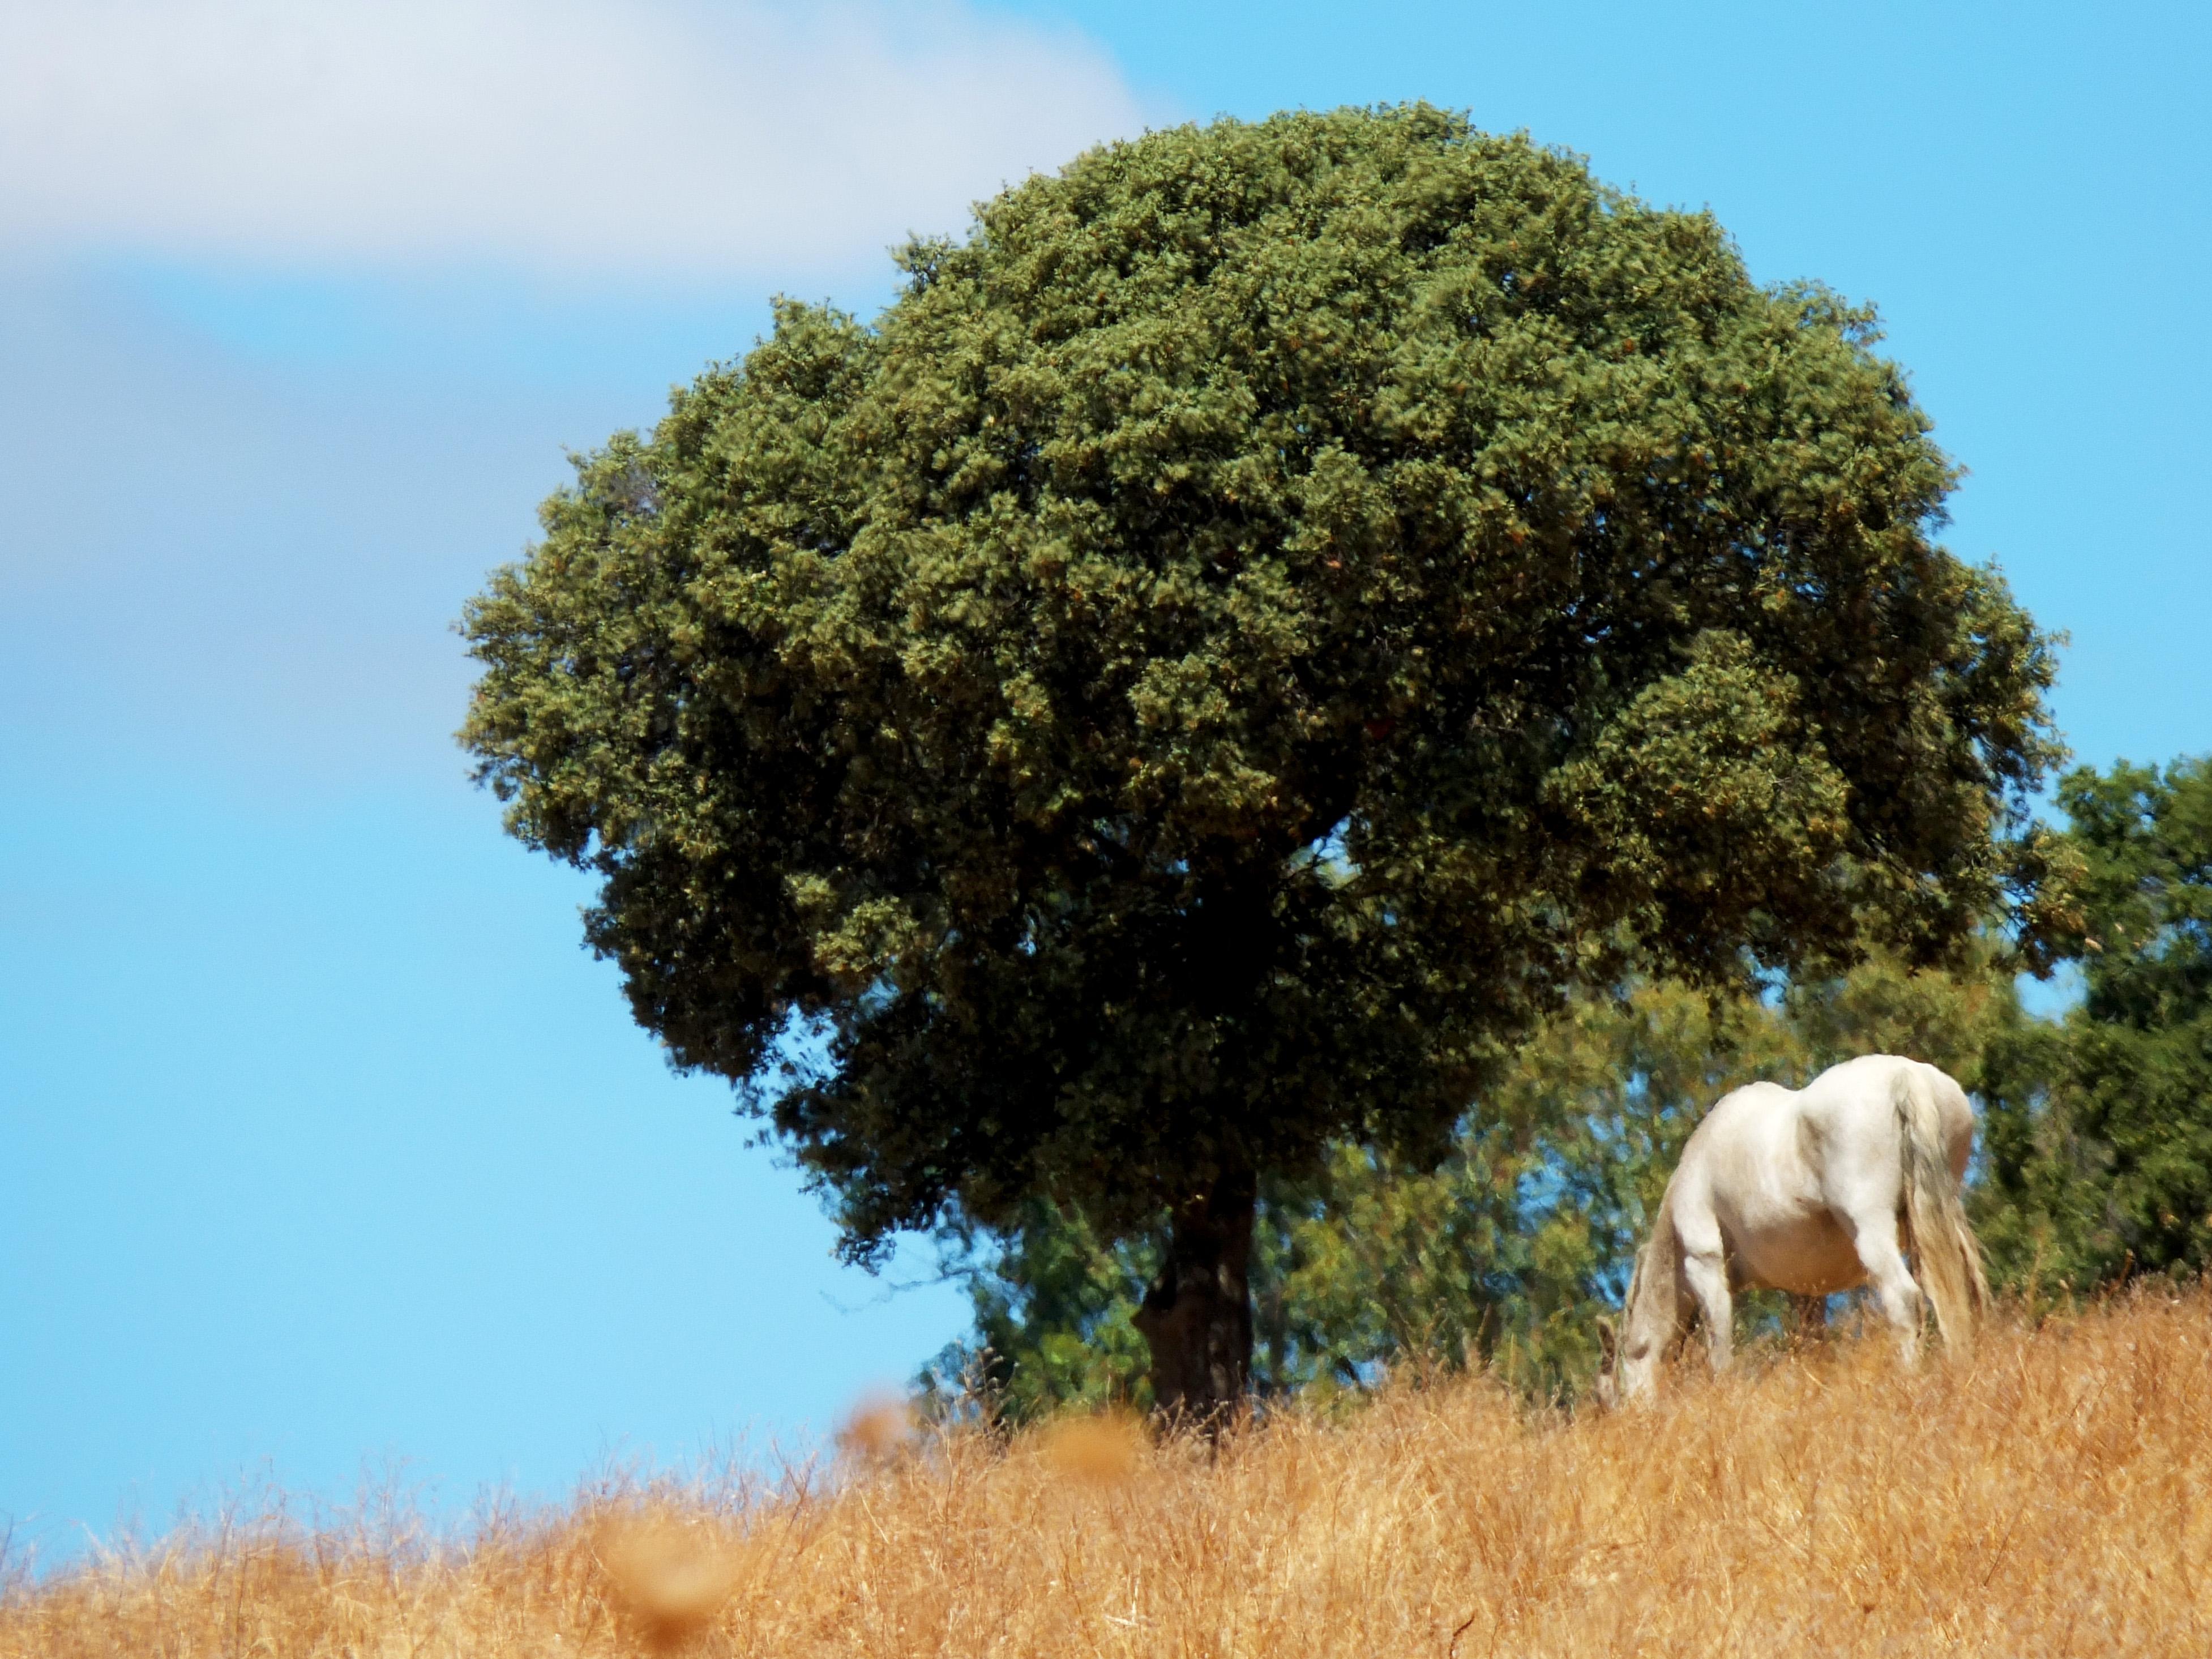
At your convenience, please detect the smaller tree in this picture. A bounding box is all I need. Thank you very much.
[923,1198,1158,1423]
[1979,756,2212,1290]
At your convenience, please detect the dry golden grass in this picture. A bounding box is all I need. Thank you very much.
[8,1290,2210,1657]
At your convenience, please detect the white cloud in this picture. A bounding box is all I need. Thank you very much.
[0,0,1150,276]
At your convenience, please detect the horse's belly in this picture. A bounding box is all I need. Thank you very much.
[1727,1208,1863,1297]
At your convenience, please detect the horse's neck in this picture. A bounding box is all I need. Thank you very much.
[1626,1199,1683,1348]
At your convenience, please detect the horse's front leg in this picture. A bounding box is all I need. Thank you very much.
[1681,1248,1734,1375]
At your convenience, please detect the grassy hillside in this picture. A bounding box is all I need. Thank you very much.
[8,1291,2208,1657]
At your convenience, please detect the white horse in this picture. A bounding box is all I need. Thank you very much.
[1594,1054,1989,1406]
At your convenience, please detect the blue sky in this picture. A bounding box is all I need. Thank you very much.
[3,0,2206,1563]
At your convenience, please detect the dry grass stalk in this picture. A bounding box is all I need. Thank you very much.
[6,1290,2209,1657]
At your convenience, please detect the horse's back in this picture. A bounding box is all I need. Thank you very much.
[1796,1054,1973,1183]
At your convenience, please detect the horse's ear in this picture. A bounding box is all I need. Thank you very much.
[1595,1316,1617,1367]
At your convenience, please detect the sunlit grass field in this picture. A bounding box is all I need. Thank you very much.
[8,1289,2207,1657]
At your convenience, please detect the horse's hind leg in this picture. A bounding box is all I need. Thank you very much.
[1845,1211,1924,1366]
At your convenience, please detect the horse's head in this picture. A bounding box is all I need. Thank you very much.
[1592,1230,1678,1413]
[1593,1313,1662,1408]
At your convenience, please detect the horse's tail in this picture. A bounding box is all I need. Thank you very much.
[1894,1063,1989,1353]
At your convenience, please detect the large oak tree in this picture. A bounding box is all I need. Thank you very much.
[461,107,2064,1416]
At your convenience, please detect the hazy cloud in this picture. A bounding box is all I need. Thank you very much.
[0,0,1150,276]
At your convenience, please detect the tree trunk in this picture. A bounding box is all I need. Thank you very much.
[1133,1166,1256,1426]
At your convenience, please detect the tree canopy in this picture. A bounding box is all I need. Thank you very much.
[460,105,2063,1409]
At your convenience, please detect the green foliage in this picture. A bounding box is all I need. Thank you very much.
[923,1199,1160,1421]
[933,953,2024,1414]
[460,105,2060,1281]
[1979,757,2212,1289]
